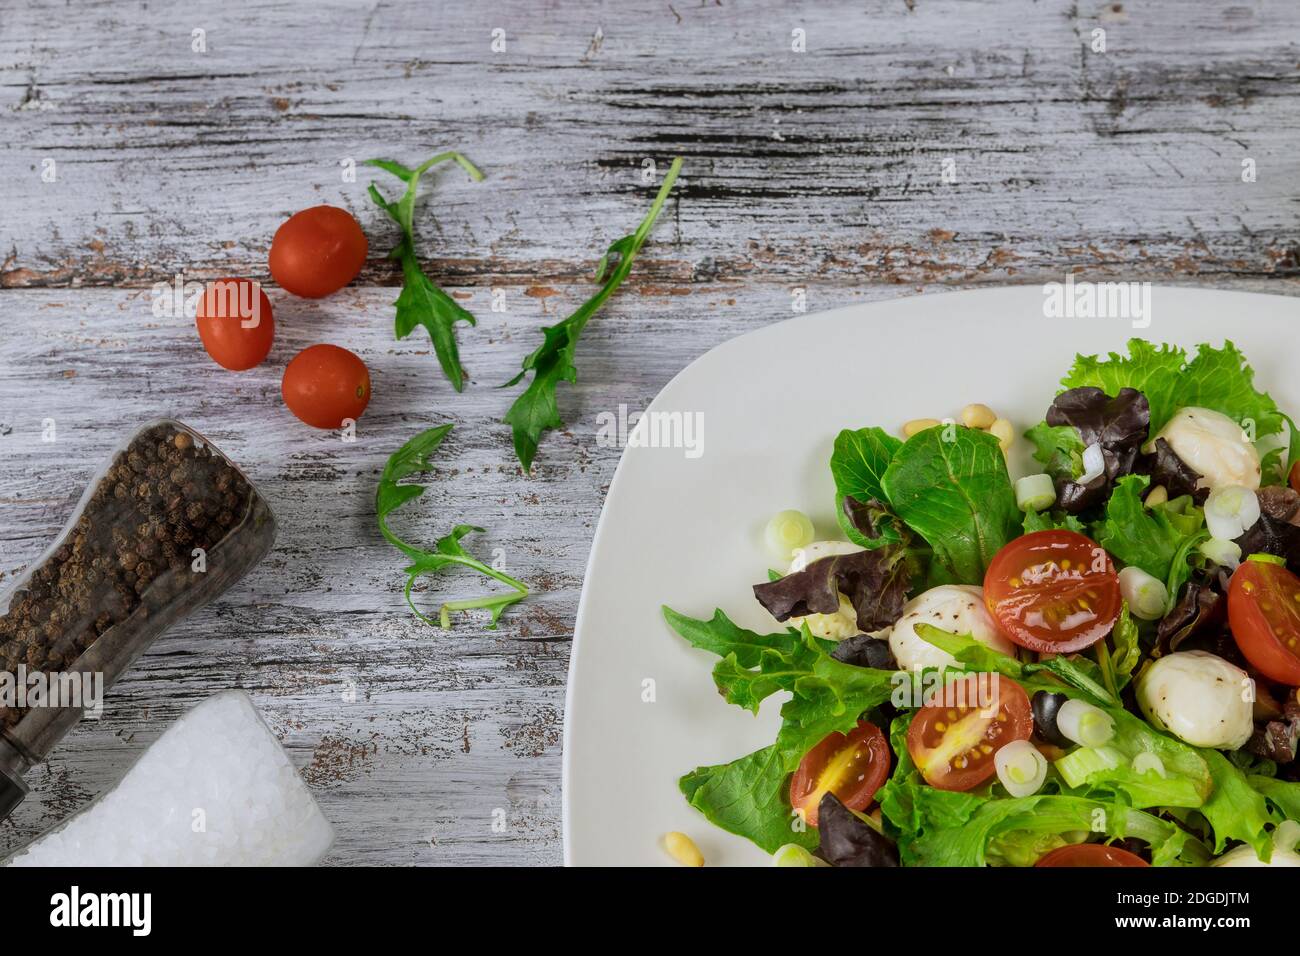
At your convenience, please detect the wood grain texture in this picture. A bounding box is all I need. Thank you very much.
[0,0,1297,865]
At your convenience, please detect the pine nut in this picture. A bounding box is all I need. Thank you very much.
[663,831,704,867]
[989,418,1015,451]
[960,403,997,429]
[902,418,941,438]
[1146,484,1169,507]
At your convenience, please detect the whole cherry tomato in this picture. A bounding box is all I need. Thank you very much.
[269,205,368,298]
[195,278,274,371]
[282,344,371,429]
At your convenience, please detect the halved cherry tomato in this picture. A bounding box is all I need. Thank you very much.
[789,720,889,827]
[1036,843,1149,867]
[983,529,1121,653]
[195,278,274,371]
[906,673,1032,792]
[281,344,371,429]
[269,205,368,298]
[1228,557,1300,685]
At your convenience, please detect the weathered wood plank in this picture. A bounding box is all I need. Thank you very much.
[2,0,1298,290]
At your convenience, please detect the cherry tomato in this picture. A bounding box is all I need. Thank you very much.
[906,673,1033,792]
[1035,843,1149,867]
[268,205,368,298]
[789,720,890,827]
[194,278,274,371]
[1228,558,1300,685]
[983,529,1121,653]
[281,344,371,429]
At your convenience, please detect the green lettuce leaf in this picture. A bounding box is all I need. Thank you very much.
[1024,421,1085,483]
[880,426,1019,586]
[1095,474,1207,606]
[1053,709,1211,808]
[664,606,900,853]
[830,427,903,546]
[1199,749,1274,859]
[1060,339,1294,475]
[1023,509,1087,534]
[908,793,1199,867]
[1249,774,1300,821]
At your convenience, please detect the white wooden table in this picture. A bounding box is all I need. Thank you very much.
[1,0,1297,865]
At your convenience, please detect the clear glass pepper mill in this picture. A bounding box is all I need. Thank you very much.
[0,420,276,819]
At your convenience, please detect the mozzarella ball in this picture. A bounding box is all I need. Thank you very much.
[1136,651,1253,749]
[786,541,864,640]
[887,584,1015,671]
[1214,845,1300,867]
[1152,407,1261,491]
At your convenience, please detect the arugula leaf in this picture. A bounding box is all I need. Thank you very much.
[830,427,902,546]
[1061,339,1287,446]
[880,426,1020,586]
[1095,474,1207,607]
[664,606,899,852]
[377,425,528,628]
[365,152,484,392]
[504,158,682,471]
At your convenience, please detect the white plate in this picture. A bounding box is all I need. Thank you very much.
[562,285,1299,866]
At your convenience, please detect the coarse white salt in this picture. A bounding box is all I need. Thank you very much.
[6,690,334,867]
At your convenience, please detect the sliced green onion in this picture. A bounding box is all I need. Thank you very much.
[1118,566,1168,620]
[994,739,1047,797]
[1057,699,1115,748]
[1248,552,1287,567]
[1054,745,1123,789]
[1204,485,1260,541]
[1200,537,1243,570]
[1079,442,1105,484]
[763,509,814,561]
[1132,752,1167,778]
[1015,474,1056,512]
[772,843,829,867]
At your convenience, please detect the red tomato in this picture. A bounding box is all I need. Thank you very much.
[1228,558,1300,685]
[906,673,1032,792]
[195,278,274,371]
[1036,844,1149,867]
[789,720,889,827]
[983,529,1121,653]
[269,205,368,298]
[281,344,371,429]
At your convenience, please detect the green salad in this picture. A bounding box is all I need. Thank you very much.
[665,339,1300,867]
